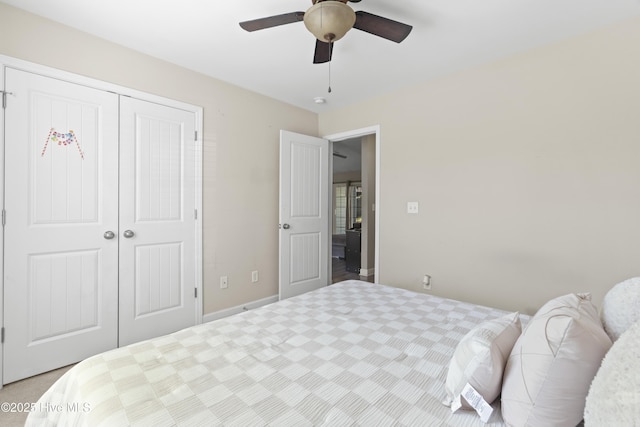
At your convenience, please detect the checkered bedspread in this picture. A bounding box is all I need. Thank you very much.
[27,280,516,426]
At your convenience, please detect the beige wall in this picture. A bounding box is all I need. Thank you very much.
[0,3,318,314]
[333,171,362,183]
[319,16,640,314]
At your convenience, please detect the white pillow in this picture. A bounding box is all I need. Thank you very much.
[444,312,522,410]
[501,293,612,427]
[584,319,640,426]
[600,277,640,342]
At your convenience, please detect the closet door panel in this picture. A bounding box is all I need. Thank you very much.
[3,68,119,383]
[118,97,197,346]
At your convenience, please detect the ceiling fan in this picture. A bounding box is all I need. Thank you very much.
[239,0,412,64]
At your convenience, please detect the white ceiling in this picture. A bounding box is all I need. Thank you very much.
[3,0,639,113]
[333,139,363,174]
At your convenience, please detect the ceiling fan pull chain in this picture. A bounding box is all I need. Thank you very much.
[328,59,332,93]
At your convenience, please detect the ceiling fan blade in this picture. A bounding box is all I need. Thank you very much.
[313,39,333,64]
[353,11,412,43]
[239,12,305,32]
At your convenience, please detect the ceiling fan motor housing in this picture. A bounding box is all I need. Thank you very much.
[304,1,356,42]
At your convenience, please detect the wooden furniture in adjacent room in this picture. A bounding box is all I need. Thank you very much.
[345,229,361,273]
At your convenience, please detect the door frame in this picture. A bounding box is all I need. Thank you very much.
[0,54,204,388]
[323,125,380,284]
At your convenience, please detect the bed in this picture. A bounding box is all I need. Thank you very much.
[26,278,635,426]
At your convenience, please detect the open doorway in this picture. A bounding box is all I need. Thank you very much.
[329,134,376,284]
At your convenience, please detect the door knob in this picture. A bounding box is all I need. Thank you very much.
[282,223,290,229]
[103,231,115,240]
[123,230,135,238]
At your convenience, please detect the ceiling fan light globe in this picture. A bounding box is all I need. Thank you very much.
[304,1,355,43]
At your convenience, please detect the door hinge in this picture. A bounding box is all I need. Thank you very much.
[194,288,198,298]
[194,209,198,220]
[2,209,5,227]
[194,130,198,141]
[1,327,4,344]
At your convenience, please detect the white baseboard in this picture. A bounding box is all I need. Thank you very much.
[202,294,279,323]
[359,268,375,277]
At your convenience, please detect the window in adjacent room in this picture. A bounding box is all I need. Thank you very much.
[333,183,347,234]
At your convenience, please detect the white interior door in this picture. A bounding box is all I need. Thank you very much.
[279,130,329,300]
[118,97,197,346]
[3,68,119,383]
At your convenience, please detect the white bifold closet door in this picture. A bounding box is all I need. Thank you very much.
[3,68,197,383]
[118,97,197,346]
[3,69,119,383]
